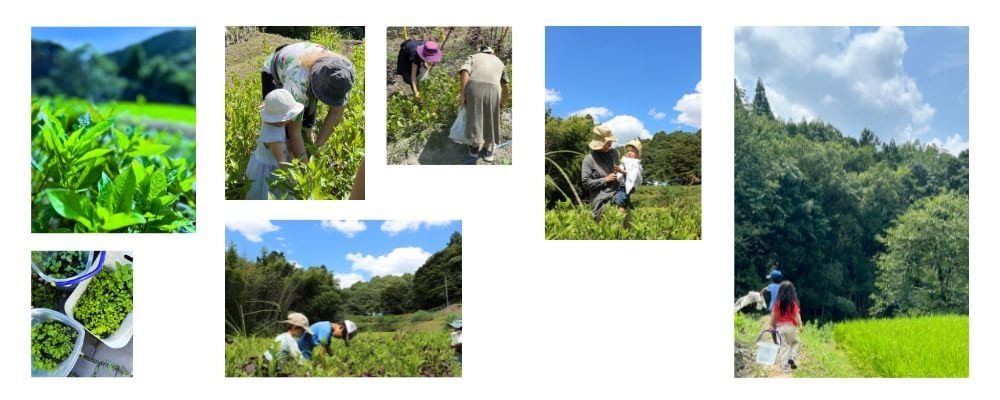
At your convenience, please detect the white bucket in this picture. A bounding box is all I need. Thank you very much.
[31,308,85,377]
[65,259,133,349]
[755,330,782,365]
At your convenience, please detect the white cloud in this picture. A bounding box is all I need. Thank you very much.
[928,134,969,156]
[335,272,365,289]
[570,107,614,123]
[601,115,651,144]
[225,220,279,243]
[672,80,703,128]
[545,88,562,104]
[276,237,285,242]
[346,247,432,277]
[735,27,939,142]
[648,107,667,120]
[380,220,452,236]
[321,220,367,238]
[289,259,303,269]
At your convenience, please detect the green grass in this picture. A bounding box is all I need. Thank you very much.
[104,102,196,125]
[735,313,967,377]
[834,315,968,377]
[226,331,461,377]
[545,186,701,240]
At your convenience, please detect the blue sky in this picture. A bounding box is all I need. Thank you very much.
[31,27,188,53]
[225,220,462,288]
[546,26,702,143]
[735,26,968,154]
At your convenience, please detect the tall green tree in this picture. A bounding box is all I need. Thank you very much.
[870,192,969,316]
[751,78,774,119]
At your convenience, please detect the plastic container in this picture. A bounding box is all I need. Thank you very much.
[32,251,106,289]
[64,261,133,349]
[755,329,782,365]
[31,308,85,377]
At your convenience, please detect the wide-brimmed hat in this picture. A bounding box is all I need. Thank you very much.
[416,41,443,63]
[588,126,617,151]
[280,312,313,335]
[344,320,358,335]
[625,138,643,156]
[261,89,304,123]
[309,55,355,107]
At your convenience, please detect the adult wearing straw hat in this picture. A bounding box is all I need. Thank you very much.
[581,126,620,221]
[396,39,443,99]
[262,41,356,161]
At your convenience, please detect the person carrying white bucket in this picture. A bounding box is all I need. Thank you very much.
[770,281,803,372]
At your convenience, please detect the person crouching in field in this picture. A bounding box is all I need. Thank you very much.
[396,39,443,100]
[266,312,312,370]
[449,319,462,363]
[245,89,303,200]
[770,281,803,372]
[297,320,358,359]
[613,138,643,210]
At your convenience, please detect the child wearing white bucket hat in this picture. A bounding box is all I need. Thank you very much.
[297,319,359,359]
[245,88,305,200]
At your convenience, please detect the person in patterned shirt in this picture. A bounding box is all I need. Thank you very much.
[262,42,356,161]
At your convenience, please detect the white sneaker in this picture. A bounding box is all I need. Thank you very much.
[468,145,480,158]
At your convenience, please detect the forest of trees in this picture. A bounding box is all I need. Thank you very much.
[735,79,968,321]
[32,29,195,105]
[225,232,462,335]
[544,109,702,208]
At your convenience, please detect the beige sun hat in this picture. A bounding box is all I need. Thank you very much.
[261,89,305,123]
[588,126,617,151]
[280,312,313,335]
[625,138,642,156]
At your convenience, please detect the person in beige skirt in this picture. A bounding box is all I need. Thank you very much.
[459,46,510,162]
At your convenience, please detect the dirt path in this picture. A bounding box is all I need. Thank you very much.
[387,110,512,165]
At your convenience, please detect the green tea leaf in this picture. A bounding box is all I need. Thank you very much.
[101,212,146,231]
[76,148,112,163]
[148,169,167,200]
[109,167,136,214]
[127,143,170,157]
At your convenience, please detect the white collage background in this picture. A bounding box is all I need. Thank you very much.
[1,0,995,398]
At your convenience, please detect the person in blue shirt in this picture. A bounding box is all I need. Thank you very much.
[760,270,783,311]
[297,320,358,360]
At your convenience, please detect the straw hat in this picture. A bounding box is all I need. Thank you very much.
[280,312,313,335]
[588,126,617,151]
[625,138,642,156]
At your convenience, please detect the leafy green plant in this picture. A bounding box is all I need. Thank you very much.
[31,98,196,233]
[225,38,364,200]
[31,272,61,309]
[32,320,78,371]
[545,186,702,240]
[410,310,433,323]
[226,331,460,377]
[74,262,133,338]
[33,251,89,279]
